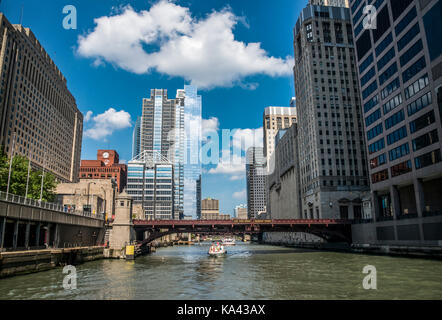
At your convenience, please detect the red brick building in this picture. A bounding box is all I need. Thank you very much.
[79,150,127,192]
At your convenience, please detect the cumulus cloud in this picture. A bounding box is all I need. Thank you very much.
[233,189,246,200]
[84,111,93,122]
[208,154,245,175]
[84,108,132,140]
[202,117,220,138]
[77,0,293,89]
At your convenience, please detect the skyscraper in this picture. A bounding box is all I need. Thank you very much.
[293,2,370,219]
[246,147,267,219]
[130,86,202,219]
[263,106,297,171]
[132,116,141,159]
[0,13,83,183]
[349,0,442,244]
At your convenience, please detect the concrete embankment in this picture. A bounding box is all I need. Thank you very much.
[0,246,104,278]
[261,232,442,259]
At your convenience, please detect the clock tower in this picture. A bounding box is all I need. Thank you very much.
[97,150,119,166]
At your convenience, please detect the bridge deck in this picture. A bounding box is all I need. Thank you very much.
[133,219,352,226]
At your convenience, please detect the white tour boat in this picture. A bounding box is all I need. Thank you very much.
[222,237,236,246]
[208,243,226,256]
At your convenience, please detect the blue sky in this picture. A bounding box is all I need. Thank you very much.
[1,0,305,216]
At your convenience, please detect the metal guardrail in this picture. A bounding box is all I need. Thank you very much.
[0,191,104,220]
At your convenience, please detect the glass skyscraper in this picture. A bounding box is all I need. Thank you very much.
[129,86,202,219]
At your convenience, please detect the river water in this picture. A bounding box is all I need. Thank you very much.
[1,243,441,300]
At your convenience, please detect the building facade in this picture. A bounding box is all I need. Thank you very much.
[246,147,267,219]
[293,2,370,219]
[234,204,248,219]
[132,116,141,159]
[268,124,303,219]
[0,14,83,182]
[79,150,127,192]
[201,198,219,220]
[55,179,115,218]
[350,0,442,245]
[263,106,297,171]
[135,87,202,219]
[127,151,174,220]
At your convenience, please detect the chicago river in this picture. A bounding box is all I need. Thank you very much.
[0,243,441,300]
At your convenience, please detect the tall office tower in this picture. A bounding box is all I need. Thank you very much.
[246,147,267,219]
[133,86,202,219]
[127,151,174,220]
[234,204,248,219]
[0,14,83,182]
[201,198,219,220]
[349,0,442,244]
[293,3,370,219]
[179,86,202,220]
[263,106,297,170]
[132,116,141,159]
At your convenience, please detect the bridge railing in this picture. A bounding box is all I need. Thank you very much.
[0,191,104,220]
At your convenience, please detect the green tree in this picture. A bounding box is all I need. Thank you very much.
[0,149,58,202]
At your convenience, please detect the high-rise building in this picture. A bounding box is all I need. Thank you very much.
[201,198,219,220]
[127,151,174,220]
[132,116,141,159]
[79,150,127,192]
[234,204,248,219]
[268,124,302,219]
[0,14,83,182]
[293,2,370,219]
[349,0,442,244]
[132,86,201,219]
[246,147,267,219]
[263,106,297,169]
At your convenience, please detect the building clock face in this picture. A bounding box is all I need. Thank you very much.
[103,152,109,159]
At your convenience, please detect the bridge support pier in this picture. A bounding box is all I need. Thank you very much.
[0,217,5,250]
[24,222,30,248]
[12,221,19,249]
[35,223,41,247]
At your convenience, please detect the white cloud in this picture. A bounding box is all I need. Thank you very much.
[84,111,93,122]
[77,0,293,89]
[233,189,246,200]
[202,117,220,137]
[232,127,263,151]
[84,108,132,140]
[208,154,245,175]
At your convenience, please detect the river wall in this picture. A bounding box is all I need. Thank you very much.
[262,232,324,245]
[0,246,104,278]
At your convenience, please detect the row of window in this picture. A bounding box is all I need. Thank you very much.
[385,109,404,130]
[379,62,398,86]
[367,123,383,141]
[404,74,429,100]
[381,77,400,100]
[368,138,385,154]
[377,47,396,72]
[400,39,423,68]
[412,129,439,152]
[365,108,381,127]
[397,23,419,52]
[364,95,379,113]
[389,142,409,161]
[395,6,417,37]
[372,148,441,183]
[407,91,432,116]
[386,126,407,145]
[383,93,403,115]
[360,67,376,87]
[402,56,426,84]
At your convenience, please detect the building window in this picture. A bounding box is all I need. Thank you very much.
[389,143,410,161]
[391,160,412,177]
[407,91,432,116]
[404,74,429,100]
[370,153,387,169]
[412,129,439,151]
[385,109,405,130]
[402,56,426,84]
[409,110,435,134]
[415,149,442,169]
[371,169,389,183]
[386,126,407,145]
